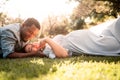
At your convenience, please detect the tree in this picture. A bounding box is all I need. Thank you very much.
[69,0,118,29]
[70,0,120,18]
[41,15,70,37]
[41,15,58,37]
[96,0,120,18]
[0,12,7,26]
[0,0,9,26]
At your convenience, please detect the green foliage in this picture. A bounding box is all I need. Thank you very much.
[71,18,85,30]
[0,56,120,80]
[69,0,120,28]
[0,12,24,27]
[0,13,7,26]
[95,0,120,18]
[0,0,23,26]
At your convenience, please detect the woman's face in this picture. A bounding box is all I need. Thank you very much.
[25,44,40,53]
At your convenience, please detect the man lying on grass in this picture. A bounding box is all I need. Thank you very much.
[0,18,41,58]
[25,17,120,59]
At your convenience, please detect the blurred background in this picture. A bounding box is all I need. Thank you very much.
[0,0,120,37]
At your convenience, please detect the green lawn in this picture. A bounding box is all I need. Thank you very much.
[0,56,120,80]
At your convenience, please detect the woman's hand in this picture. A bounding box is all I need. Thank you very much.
[39,38,46,51]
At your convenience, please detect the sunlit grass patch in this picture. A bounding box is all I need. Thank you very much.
[0,56,120,80]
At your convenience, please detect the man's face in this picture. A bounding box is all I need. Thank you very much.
[21,25,39,42]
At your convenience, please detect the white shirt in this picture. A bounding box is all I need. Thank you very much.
[43,17,120,58]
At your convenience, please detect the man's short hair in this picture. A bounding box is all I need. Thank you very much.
[23,18,40,29]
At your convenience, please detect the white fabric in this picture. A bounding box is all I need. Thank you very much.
[43,17,120,58]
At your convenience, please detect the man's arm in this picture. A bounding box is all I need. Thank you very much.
[0,30,40,58]
[7,51,44,58]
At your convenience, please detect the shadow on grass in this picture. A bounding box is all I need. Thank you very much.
[0,57,55,80]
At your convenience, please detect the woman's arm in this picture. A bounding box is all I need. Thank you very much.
[43,37,68,58]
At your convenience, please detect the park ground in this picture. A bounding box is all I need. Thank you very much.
[0,55,120,80]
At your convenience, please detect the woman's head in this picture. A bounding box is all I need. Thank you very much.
[25,40,46,53]
[25,43,40,53]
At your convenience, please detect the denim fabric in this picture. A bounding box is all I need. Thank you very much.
[0,23,28,58]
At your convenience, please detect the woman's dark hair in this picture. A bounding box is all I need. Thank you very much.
[21,44,33,53]
[22,18,40,29]
[21,45,27,53]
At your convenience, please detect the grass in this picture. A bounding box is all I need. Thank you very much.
[0,55,120,80]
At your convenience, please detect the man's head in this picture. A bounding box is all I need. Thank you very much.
[20,18,40,42]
